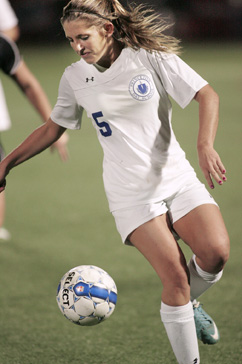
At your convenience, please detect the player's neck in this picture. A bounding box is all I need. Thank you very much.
[96,39,124,69]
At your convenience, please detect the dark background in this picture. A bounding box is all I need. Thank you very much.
[9,0,242,44]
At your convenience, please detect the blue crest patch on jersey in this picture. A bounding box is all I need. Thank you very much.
[129,74,154,101]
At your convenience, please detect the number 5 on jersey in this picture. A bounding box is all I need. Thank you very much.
[92,111,112,137]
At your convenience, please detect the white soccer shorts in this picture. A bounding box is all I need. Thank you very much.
[112,180,218,245]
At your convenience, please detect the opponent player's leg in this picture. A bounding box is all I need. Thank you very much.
[129,214,200,364]
[174,204,230,344]
[0,137,10,241]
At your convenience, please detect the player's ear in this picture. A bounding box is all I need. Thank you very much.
[104,22,114,38]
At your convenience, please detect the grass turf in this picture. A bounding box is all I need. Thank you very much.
[0,43,241,363]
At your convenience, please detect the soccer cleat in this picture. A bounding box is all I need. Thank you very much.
[193,301,220,345]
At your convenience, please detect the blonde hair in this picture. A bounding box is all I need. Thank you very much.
[61,0,181,54]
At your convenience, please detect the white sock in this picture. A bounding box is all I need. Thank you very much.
[188,255,223,301]
[160,301,200,364]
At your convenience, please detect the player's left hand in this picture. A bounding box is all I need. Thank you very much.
[198,146,227,189]
[50,132,69,162]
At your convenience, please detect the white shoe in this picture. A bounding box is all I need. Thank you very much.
[0,227,11,241]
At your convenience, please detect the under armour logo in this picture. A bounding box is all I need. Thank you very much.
[86,77,94,82]
[193,359,198,364]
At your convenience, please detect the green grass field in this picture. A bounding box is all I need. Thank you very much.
[0,43,241,364]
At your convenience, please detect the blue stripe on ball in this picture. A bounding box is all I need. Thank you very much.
[109,291,117,304]
[90,285,109,300]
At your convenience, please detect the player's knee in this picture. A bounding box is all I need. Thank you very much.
[216,234,230,268]
[206,234,230,272]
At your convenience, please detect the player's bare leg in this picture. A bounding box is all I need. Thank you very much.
[129,215,200,364]
[130,215,189,305]
[174,204,230,344]
[174,204,229,274]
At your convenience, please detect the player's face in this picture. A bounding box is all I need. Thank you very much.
[63,20,115,67]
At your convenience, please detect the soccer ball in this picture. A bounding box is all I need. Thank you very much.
[56,265,118,326]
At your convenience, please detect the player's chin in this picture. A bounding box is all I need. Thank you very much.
[81,53,95,64]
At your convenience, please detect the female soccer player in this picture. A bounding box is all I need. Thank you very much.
[0,1,230,362]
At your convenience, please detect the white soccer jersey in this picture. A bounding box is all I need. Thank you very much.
[51,47,208,211]
[0,0,18,31]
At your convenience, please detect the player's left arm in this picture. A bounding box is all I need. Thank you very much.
[194,84,226,189]
[11,61,69,161]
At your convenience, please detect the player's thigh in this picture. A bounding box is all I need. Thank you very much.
[173,204,230,268]
[129,214,189,288]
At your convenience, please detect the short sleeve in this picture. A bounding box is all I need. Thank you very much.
[51,72,83,130]
[0,0,18,31]
[147,52,208,108]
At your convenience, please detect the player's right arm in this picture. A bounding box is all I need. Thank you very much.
[0,119,66,191]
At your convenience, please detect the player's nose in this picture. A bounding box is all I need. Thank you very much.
[74,41,84,54]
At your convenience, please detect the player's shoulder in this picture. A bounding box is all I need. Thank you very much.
[63,59,95,89]
[138,48,176,62]
[64,59,93,75]
[136,48,183,78]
